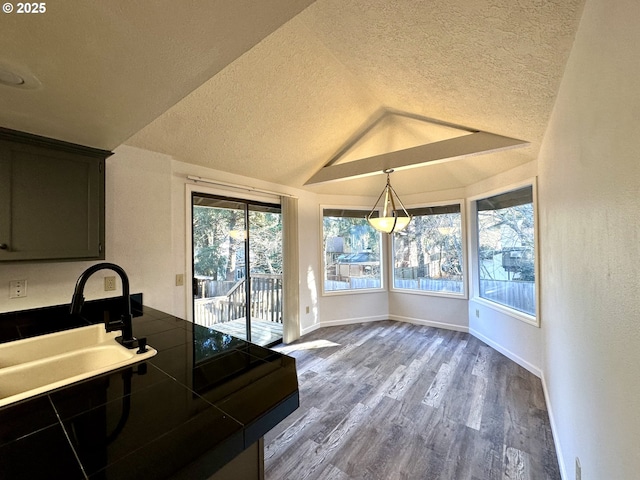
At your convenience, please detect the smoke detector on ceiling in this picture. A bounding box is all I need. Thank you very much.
[0,68,25,86]
[0,64,40,89]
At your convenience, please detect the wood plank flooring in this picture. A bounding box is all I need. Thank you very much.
[204,319,283,346]
[265,321,559,480]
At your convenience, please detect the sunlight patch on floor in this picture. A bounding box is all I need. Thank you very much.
[273,339,340,354]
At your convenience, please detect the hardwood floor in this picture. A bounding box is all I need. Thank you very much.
[205,319,283,346]
[265,321,559,480]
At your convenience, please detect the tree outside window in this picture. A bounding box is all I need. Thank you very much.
[322,208,382,292]
[392,204,464,295]
[476,186,536,316]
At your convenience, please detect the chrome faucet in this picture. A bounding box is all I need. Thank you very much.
[70,263,140,350]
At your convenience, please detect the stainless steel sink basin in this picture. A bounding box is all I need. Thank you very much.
[0,324,157,407]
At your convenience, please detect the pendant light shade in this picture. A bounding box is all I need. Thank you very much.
[367,169,412,234]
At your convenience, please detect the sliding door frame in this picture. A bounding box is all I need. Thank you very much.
[186,183,282,344]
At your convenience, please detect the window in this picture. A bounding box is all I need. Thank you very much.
[322,208,382,293]
[475,185,536,317]
[392,204,464,295]
[192,193,283,346]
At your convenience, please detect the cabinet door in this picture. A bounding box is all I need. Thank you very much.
[0,155,10,252]
[0,140,105,262]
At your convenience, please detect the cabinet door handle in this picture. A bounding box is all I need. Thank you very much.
[0,244,8,250]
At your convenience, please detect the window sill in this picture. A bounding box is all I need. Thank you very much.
[472,296,539,327]
[390,287,467,300]
[322,287,386,297]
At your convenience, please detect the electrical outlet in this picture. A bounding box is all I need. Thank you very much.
[306,306,310,314]
[104,276,116,291]
[475,309,480,318]
[176,274,184,286]
[575,457,581,480]
[9,280,27,298]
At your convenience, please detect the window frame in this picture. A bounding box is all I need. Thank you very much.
[320,205,385,296]
[390,200,468,299]
[468,179,540,327]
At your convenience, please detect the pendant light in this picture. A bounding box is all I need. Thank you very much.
[367,169,412,234]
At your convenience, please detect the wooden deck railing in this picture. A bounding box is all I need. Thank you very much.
[194,274,283,327]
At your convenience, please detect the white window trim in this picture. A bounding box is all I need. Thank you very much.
[320,204,386,296]
[389,199,468,300]
[467,178,540,327]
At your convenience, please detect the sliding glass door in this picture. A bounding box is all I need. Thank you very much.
[192,193,283,346]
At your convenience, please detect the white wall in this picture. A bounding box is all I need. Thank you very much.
[298,196,322,332]
[468,298,542,376]
[537,0,640,478]
[465,162,544,376]
[390,293,468,331]
[107,146,175,313]
[0,258,99,314]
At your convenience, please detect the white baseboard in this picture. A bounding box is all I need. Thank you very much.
[469,327,542,378]
[301,315,467,337]
[389,314,469,333]
[300,316,385,336]
[541,371,567,480]
[300,322,322,336]
[303,319,539,378]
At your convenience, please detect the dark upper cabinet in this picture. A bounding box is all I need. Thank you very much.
[0,128,112,262]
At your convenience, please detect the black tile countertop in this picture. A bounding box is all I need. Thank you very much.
[0,298,299,479]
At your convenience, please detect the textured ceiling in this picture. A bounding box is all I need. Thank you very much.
[0,0,314,148]
[0,0,585,196]
[128,0,585,195]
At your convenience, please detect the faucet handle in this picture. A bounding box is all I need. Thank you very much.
[106,318,126,332]
[136,337,148,354]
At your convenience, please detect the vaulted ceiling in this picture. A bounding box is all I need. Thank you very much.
[0,0,585,195]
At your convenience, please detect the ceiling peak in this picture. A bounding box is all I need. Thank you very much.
[305,109,529,185]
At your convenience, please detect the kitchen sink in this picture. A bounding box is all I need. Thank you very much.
[0,324,156,407]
